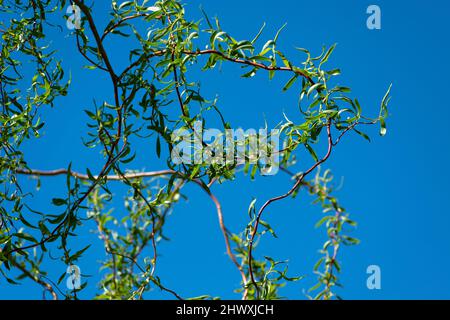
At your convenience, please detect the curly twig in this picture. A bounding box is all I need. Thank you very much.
[247,121,333,296]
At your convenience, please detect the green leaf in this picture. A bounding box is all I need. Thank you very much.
[248,198,257,217]
[261,40,275,55]
[313,258,324,271]
[380,83,393,117]
[319,44,336,66]
[188,295,212,300]
[251,22,266,44]
[156,136,161,158]
[68,245,91,263]
[86,168,96,181]
[233,40,254,52]
[210,31,227,49]
[260,220,278,238]
[269,69,275,80]
[241,68,257,78]
[342,216,357,227]
[118,1,132,10]
[379,118,387,136]
[57,271,66,285]
[250,164,258,179]
[315,215,334,228]
[354,129,371,142]
[305,144,318,162]
[307,83,324,97]
[6,277,19,285]
[189,165,201,179]
[283,75,298,92]
[277,51,291,68]
[342,235,360,245]
[379,84,392,136]
[274,23,287,43]
[354,99,362,116]
[14,232,38,243]
[52,198,67,206]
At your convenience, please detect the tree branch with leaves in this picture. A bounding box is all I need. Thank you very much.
[0,0,391,300]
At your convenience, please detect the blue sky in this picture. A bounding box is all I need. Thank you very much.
[2,0,450,299]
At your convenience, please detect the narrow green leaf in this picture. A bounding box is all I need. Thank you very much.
[320,44,336,66]
[283,75,298,92]
[305,144,318,162]
[156,136,161,158]
[52,198,67,206]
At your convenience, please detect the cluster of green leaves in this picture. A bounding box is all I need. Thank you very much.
[227,199,304,300]
[307,169,359,300]
[0,0,391,299]
[87,181,183,299]
[0,0,69,290]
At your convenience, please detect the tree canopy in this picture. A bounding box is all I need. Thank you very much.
[0,0,391,300]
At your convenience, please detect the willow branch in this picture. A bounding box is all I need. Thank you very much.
[95,219,118,291]
[182,49,316,85]
[118,50,166,81]
[75,32,108,72]
[73,0,122,144]
[13,0,130,258]
[101,13,155,42]
[7,148,127,254]
[247,121,333,296]
[8,257,58,300]
[15,168,176,181]
[192,179,249,300]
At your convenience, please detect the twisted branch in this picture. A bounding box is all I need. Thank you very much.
[247,121,333,296]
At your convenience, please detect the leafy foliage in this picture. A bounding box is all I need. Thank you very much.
[0,0,391,299]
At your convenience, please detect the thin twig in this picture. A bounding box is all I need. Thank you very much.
[192,179,249,300]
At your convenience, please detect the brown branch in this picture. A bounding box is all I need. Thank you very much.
[332,119,378,146]
[105,249,183,300]
[247,121,333,296]
[15,168,176,181]
[132,180,185,261]
[72,0,122,145]
[11,0,131,259]
[95,219,118,291]
[172,60,187,117]
[118,50,166,82]
[167,15,188,118]
[75,32,109,72]
[7,148,127,255]
[280,166,342,299]
[101,13,155,42]
[116,170,160,277]
[8,257,58,300]
[16,165,248,297]
[192,180,249,300]
[182,49,316,85]
[73,1,117,81]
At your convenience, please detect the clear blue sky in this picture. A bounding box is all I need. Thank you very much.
[2,0,450,299]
